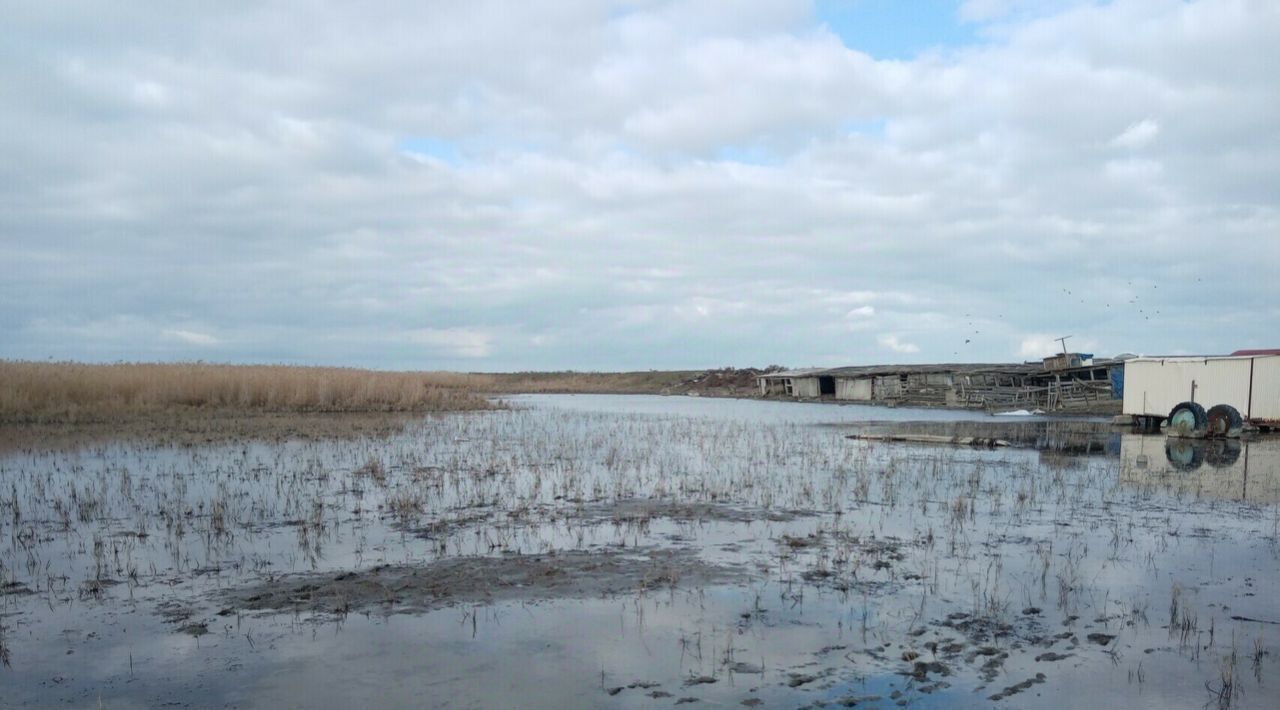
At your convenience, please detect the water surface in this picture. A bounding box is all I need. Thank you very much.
[1,395,1275,708]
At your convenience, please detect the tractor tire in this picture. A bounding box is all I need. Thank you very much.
[1205,404,1244,439]
[1204,439,1242,468]
[1166,401,1207,438]
[1165,439,1205,472]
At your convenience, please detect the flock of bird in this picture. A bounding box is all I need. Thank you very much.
[949,280,1170,356]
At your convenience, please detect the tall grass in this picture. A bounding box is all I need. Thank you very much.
[0,361,495,422]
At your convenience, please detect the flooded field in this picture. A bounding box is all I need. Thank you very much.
[2,395,1277,708]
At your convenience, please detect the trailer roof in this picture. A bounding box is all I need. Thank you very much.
[1126,354,1280,363]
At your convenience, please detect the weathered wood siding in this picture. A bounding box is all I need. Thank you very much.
[835,378,873,401]
[791,377,820,398]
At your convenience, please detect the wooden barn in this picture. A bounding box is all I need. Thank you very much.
[756,368,832,398]
[825,364,1040,408]
[756,359,1122,412]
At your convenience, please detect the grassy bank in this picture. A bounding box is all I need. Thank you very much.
[0,361,739,430]
[0,361,496,424]
[487,370,700,394]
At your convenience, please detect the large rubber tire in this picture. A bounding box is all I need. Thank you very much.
[1205,404,1244,439]
[1167,401,1207,438]
[1204,439,1242,468]
[1165,439,1204,472]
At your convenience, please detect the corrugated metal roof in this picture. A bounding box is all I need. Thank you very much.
[757,368,830,379]
[823,363,1041,378]
[1127,354,1280,363]
[760,358,1124,382]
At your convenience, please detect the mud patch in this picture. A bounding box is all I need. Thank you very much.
[988,672,1047,701]
[220,547,741,616]
[2,582,34,596]
[547,499,818,525]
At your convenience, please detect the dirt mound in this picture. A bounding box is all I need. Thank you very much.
[219,547,741,616]
[675,367,783,397]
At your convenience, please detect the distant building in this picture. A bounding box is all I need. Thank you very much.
[1043,352,1093,371]
[758,358,1122,412]
[757,368,830,398]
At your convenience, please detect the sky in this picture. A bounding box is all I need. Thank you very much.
[2,0,1278,371]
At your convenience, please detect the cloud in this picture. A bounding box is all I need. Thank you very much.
[1018,335,1061,359]
[162,329,220,346]
[878,334,920,354]
[959,0,1015,22]
[1110,119,1160,149]
[406,328,494,359]
[1,0,1277,370]
[1019,334,1099,359]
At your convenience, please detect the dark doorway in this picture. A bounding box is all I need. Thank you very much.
[819,376,836,396]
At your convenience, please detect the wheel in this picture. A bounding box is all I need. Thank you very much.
[1165,439,1204,471]
[1204,439,1242,468]
[1166,401,1207,438]
[1205,404,1244,438]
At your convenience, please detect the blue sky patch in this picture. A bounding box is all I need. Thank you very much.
[815,0,977,59]
[843,118,888,136]
[398,136,461,165]
[715,143,780,166]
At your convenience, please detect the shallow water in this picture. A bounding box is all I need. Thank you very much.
[1,396,1276,708]
[503,393,1091,424]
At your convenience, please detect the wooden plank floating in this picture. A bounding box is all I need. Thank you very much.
[846,433,1012,448]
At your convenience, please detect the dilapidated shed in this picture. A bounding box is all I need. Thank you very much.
[756,368,831,398]
[824,363,1041,408]
[757,358,1123,412]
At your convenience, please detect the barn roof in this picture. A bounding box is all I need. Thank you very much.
[757,368,830,379]
[823,363,1040,378]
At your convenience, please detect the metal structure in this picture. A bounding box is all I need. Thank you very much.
[1122,354,1280,435]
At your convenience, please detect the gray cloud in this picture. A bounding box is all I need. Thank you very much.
[2,0,1277,370]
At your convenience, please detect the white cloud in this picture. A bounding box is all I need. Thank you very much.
[162,329,220,346]
[1018,334,1100,359]
[1110,118,1160,149]
[1018,335,1060,359]
[878,334,920,354]
[131,80,168,108]
[407,328,494,358]
[959,0,1014,22]
[0,0,1276,369]
[1104,157,1163,182]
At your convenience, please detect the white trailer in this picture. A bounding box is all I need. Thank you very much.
[1122,355,1280,435]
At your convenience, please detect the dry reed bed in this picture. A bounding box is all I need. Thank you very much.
[0,361,495,423]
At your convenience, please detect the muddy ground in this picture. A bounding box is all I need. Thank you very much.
[1,395,1277,708]
[222,546,742,617]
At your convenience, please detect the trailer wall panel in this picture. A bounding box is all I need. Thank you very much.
[1123,356,1280,419]
[1250,357,1280,420]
